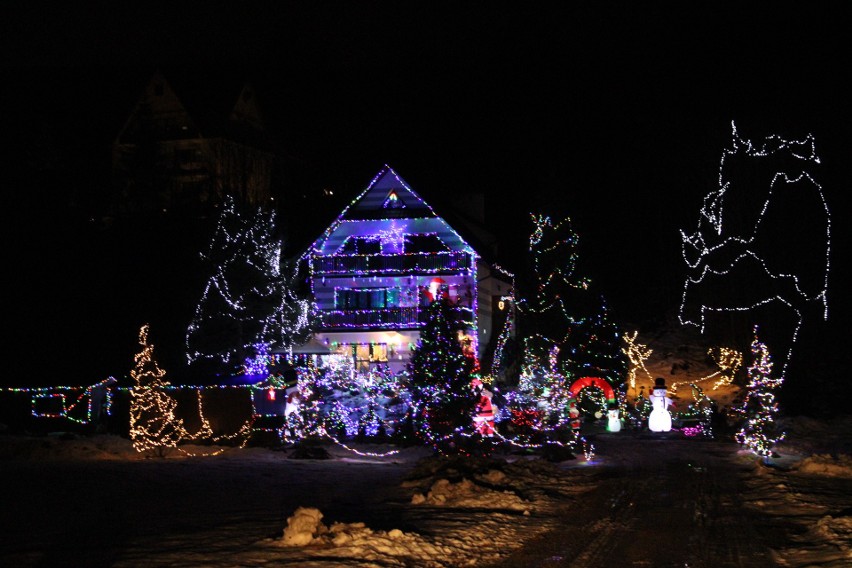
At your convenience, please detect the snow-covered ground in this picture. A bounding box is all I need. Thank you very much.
[1,314,848,566]
[1,412,850,567]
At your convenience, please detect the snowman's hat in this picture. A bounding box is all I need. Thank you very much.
[653,377,667,390]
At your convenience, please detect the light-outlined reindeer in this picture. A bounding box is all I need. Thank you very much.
[679,122,831,380]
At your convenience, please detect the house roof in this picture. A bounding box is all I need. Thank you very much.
[345,166,435,218]
[303,164,455,255]
[298,165,511,281]
[114,68,274,150]
[271,336,333,355]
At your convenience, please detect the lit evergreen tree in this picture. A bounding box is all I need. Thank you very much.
[406,298,476,454]
[508,213,627,439]
[516,214,590,343]
[510,215,588,423]
[734,326,785,458]
[507,334,577,444]
[130,325,186,456]
[185,195,313,376]
[561,297,629,387]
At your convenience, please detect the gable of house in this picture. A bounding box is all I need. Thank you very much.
[347,167,433,217]
[114,69,200,144]
[308,165,475,258]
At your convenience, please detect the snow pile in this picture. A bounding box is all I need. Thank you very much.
[769,513,852,567]
[813,514,852,546]
[774,414,852,475]
[268,456,571,566]
[794,454,852,478]
[410,475,531,513]
[276,506,469,567]
[273,503,553,567]
[280,507,326,546]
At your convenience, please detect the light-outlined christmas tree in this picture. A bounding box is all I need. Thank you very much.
[185,194,313,377]
[516,214,590,343]
[130,324,186,456]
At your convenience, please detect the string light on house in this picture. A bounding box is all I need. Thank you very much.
[304,169,484,367]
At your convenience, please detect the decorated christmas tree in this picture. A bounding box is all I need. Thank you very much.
[130,325,186,456]
[505,334,575,443]
[406,298,476,454]
[509,213,626,437]
[561,296,629,387]
[508,214,588,434]
[185,195,313,377]
[734,326,786,458]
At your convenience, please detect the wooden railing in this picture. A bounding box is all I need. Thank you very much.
[318,306,474,329]
[311,252,473,275]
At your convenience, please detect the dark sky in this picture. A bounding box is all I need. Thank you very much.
[3,3,850,389]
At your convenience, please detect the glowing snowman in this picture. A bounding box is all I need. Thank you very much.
[606,407,622,432]
[648,378,673,432]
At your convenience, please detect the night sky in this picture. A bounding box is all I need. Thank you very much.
[3,4,850,395]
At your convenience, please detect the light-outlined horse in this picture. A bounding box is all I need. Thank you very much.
[679,122,830,379]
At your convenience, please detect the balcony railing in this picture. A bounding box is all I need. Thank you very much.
[311,252,473,275]
[318,306,475,329]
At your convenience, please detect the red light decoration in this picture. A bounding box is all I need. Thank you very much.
[567,376,616,405]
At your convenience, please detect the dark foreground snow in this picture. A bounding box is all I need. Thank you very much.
[1,416,850,567]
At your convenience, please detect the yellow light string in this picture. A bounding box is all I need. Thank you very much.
[131,324,255,457]
[671,346,742,393]
[621,331,653,391]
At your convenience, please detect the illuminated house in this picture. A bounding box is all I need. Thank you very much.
[304,165,513,374]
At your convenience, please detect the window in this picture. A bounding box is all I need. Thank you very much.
[340,236,382,255]
[354,343,388,371]
[336,288,400,310]
[383,189,406,209]
[177,147,202,165]
[179,180,209,203]
[404,234,448,253]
